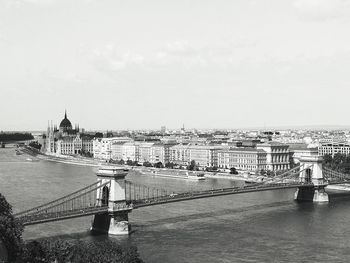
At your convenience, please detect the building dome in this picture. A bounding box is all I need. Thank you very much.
[59,110,72,131]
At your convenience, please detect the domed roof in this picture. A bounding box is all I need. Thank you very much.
[59,110,72,129]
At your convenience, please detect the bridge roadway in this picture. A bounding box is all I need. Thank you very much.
[132,182,319,208]
[19,181,327,226]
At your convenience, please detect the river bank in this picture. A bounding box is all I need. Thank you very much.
[19,147,102,167]
[327,184,350,191]
[18,146,264,182]
[204,173,254,181]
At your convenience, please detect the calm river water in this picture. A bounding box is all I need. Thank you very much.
[1,148,350,262]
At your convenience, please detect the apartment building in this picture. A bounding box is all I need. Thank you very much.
[318,142,350,157]
[217,148,267,172]
[93,137,131,160]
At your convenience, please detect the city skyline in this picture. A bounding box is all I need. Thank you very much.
[1,0,350,131]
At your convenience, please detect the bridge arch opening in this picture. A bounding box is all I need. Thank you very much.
[305,168,312,183]
[102,186,109,206]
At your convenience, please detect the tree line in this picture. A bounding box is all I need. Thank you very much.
[108,158,241,175]
[323,153,350,174]
[0,193,143,263]
[0,133,34,142]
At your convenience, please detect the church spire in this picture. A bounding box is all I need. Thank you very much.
[64,109,67,119]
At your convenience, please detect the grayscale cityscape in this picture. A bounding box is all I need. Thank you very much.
[1,1,350,263]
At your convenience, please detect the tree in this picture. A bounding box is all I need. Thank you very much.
[187,160,197,171]
[230,167,238,175]
[323,153,350,173]
[143,161,153,167]
[0,132,34,142]
[126,159,134,166]
[154,162,164,168]
[165,162,175,169]
[94,132,103,138]
[206,166,218,172]
[0,193,24,262]
[22,237,144,262]
[260,169,266,175]
[132,161,140,166]
[118,159,125,165]
[29,141,42,150]
[266,170,273,177]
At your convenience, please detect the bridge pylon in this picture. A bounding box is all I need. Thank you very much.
[294,155,329,202]
[91,167,132,235]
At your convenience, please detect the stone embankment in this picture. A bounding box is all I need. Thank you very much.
[18,146,265,182]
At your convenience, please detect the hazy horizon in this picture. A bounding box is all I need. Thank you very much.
[1,0,350,131]
[4,123,350,133]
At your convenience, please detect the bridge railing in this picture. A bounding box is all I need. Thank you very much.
[125,180,170,203]
[15,180,111,224]
[263,165,314,185]
[323,167,350,183]
[131,181,316,207]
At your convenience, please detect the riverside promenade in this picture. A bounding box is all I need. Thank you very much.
[19,146,265,182]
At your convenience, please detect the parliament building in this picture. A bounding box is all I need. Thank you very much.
[45,111,93,156]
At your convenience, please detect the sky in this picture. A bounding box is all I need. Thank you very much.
[1,0,350,131]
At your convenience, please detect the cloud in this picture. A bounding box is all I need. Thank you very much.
[80,44,145,74]
[293,0,350,21]
[151,38,258,69]
[0,0,55,8]
[83,36,348,77]
[21,0,55,3]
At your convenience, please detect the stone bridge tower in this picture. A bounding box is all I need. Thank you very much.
[91,167,132,235]
[294,155,329,202]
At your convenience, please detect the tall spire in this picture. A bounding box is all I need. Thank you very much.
[64,109,67,119]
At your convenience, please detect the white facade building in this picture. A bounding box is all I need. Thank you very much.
[318,142,350,157]
[256,142,290,171]
[93,137,131,160]
[217,148,267,172]
[137,142,154,163]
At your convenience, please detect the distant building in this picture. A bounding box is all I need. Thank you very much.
[111,141,125,161]
[169,144,191,166]
[161,126,166,134]
[56,135,93,155]
[168,144,223,168]
[217,148,267,172]
[150,143,166,164]
[137,142,154,163]
[256,142,290,171]
[93,137,131,160]
[318,142,350,157]
[288,143,318,165]
[122,142,137,161]
[188,145,223,168]
[45,111,93,156]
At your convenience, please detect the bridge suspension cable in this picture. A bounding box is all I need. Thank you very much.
[323,167,350,183]
[15,180,111,225]
[125,180,169,204]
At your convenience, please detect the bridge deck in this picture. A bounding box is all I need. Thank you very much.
[19,180,350,226]
[20,206,109,226]
[132,182,317,208]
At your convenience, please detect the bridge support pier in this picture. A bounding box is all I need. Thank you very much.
[108,211,129,235]
[294,155,329,203]
[92,210,130,235]
[312,186,329,202]
[294,185,328,202]
[91,167,132,235]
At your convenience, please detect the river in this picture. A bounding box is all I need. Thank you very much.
[1,148,350,262]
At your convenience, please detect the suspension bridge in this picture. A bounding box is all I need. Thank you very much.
[13,155,350,235]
